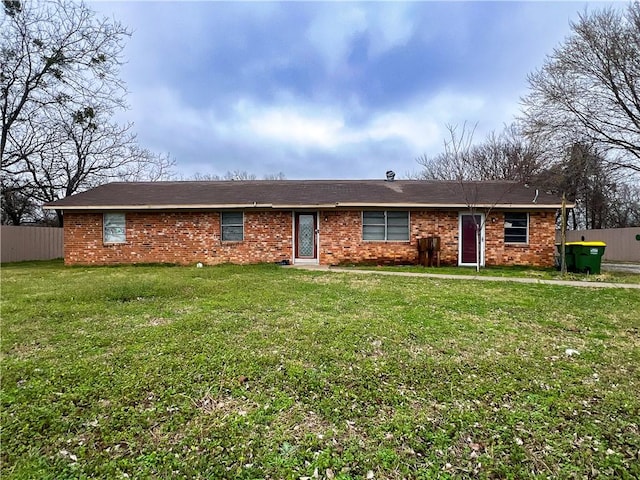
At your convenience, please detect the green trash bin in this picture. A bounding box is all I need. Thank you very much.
[565,241,606,274]
[556,243,577,271]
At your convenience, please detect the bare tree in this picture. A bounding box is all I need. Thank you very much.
[521,3,640,173]
[263,171,287,181]
[191,172,221,181]
[223,170,257,181]
[416,123,546,184]
[191,170,286,181]
[416,122,639,230]
[561,144,613,230]
[533,142,637,229]
[0,176,38,224]
[468,124,546,183]
[608,182,640,227]
[415,122,477,181]
[418,123,518,271]
[120,149,176,183]
[1,0,129,167]
[1,0,174,225]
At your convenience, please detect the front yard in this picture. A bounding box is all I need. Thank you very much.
[2,262,639,479]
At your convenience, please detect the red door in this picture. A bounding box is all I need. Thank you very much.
[295,213,317,259]
[461,214,481,264]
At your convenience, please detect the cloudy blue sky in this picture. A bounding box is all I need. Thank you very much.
[92,1,618,180]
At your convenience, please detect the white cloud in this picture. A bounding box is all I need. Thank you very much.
[366,4,415,57]
[247,108,344,148]
[306,6,368,71]
[224,92,487,154]
[116,81,523,181]
[306,3,416,72]
[97,1,593,179]
[125,84,494,163]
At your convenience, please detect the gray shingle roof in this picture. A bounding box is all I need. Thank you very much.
[44,180,566,210]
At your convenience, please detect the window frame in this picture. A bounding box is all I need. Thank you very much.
[103,212,126,244]
[221,211,244,242]
[504,212,529,244]
[362,210,410,242]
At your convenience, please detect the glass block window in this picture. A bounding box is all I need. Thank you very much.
[297,214,315,257]
[363,211,409,241]
[103,213,126,243]
[221,211,244,241]
[504,212,528,243]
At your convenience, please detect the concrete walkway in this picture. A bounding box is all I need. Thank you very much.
[602,262,640,274]
[290,265,640,289]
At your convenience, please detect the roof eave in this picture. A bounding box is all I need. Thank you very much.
[42,203,276,210]
[333,202,569,209]
[44,202,571,210]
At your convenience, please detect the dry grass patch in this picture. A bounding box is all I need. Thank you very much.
[140,316,173,327]
[5,341,52,360]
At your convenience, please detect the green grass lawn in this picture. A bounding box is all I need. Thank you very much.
[2,261,639,479]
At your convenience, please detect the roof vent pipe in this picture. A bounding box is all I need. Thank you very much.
[386,170,396,181]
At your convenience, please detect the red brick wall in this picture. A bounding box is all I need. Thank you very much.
[319,210,459,265]
[63,209,557,267]
[485,211,557,267]
[64,211,292,265]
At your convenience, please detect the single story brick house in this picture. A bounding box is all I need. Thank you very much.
[44,179,568,267]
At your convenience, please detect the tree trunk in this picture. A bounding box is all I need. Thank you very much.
[561,193,567,275]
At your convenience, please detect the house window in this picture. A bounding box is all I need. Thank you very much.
[103,213,126,243]
[362,211,409,241]
[504,212,528,243]
[221,211,244,241]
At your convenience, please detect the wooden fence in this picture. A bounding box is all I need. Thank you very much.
[0,226,63,263]
[558,227,640,262]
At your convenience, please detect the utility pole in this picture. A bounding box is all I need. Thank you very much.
[560,193,567,275]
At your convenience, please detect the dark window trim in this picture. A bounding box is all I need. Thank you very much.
[221,211,244,242]
[362,210,410,242]
[504,212,529,244]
